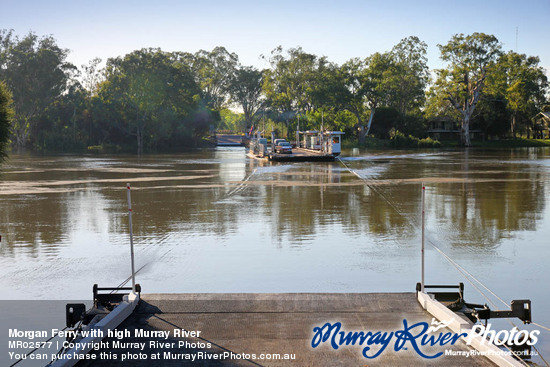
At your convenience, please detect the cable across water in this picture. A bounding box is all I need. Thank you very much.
[337,157,549,366]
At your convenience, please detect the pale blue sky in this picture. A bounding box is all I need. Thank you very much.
[1,0,549,73]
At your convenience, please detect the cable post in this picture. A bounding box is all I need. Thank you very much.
[421,183,425,293]
[127,183,136,293]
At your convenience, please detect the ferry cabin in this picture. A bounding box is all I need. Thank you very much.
[297,130,344,156]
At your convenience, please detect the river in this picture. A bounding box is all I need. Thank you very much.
[1,147,549,362]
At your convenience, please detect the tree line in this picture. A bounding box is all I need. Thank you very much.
[0,29,548,156]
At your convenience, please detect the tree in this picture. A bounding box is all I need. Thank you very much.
[34,84,89,151]
[81,57,104,97]
[341,52,395,143]
[340,58,368,142]
[228,66,263,129]
[388,36,429,116]
[340,37,429,143]
[363,52,393,137]
[100,49,200,153]
[219,108,246,131]
[489,51,548,137]
[436,33,502,146]
[262,46,334,135]
[263,46,331,113]
[0,30,75,149]
[0,81,13,161]
[369,107,401,139]
[182,47,239,112]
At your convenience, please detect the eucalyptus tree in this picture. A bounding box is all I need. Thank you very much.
[341,51,401,143]
[0,29,75,149]
[101,48,200,153]
[227,65,263,129]
[340,58,368,141]
[263,47,331,112]
[362,52,393,137]
[388,36,429,116]
[488,51,548,137]
[181,46,239,112]
[308,60,346,113]
[0,81,13,161]
[435,33,502,146]
[81,57,104,97]
[339,36,429,143]
[263,46,337,135]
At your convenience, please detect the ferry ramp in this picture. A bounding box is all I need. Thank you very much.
[78,293,497,366]
[216,134,243,146]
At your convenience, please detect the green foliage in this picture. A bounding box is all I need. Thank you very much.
[99,48,201,153]
[434,33,503,146]
[219,109,245,131]
[390,130,416,147]
[0,81,13,160]
[182,46,239,112]
[429,39,548,141]
[262,46,337,114]
[339,36,429,143]
[81,57,103,96]
[397,114,427,138]
[389,130,440,148]
[472,97,509,137]
[0,28,546,154]
[227,66,263,126]
[486,51,548,137]
[388,36,430,115]
[366,107,426,140]
[0,29,75,149]
[424,79,461,121]
[370,107,400,139]
[418,137,441,148]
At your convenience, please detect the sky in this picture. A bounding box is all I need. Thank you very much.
[1,0,549,74]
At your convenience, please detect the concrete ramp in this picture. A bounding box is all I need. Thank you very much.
[78,293,497,366]
[216,134,243,146]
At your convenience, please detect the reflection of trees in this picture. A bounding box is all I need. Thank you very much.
[0,196,67,257]
[117,187,244,238]
[429,158,545,249]
[257,151,546,251]
[0,150,546,258]
[256,164,416,245]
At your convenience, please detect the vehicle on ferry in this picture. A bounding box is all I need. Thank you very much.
[275,141,293,154]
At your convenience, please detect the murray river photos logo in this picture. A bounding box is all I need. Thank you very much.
[311,318,540,359]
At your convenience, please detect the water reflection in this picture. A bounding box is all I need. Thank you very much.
[0,149,548,256]
[1,149,548,258]
[0,149,547,294]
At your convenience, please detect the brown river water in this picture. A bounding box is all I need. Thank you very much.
[0,147,549,361]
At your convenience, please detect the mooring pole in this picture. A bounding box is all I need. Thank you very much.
[421,183,425,293]
[127,183,136,292]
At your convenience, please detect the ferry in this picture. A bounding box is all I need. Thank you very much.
[248,130,345,162]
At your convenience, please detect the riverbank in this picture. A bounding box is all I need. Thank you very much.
[344,137,550,149]
[443,138,550,148]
